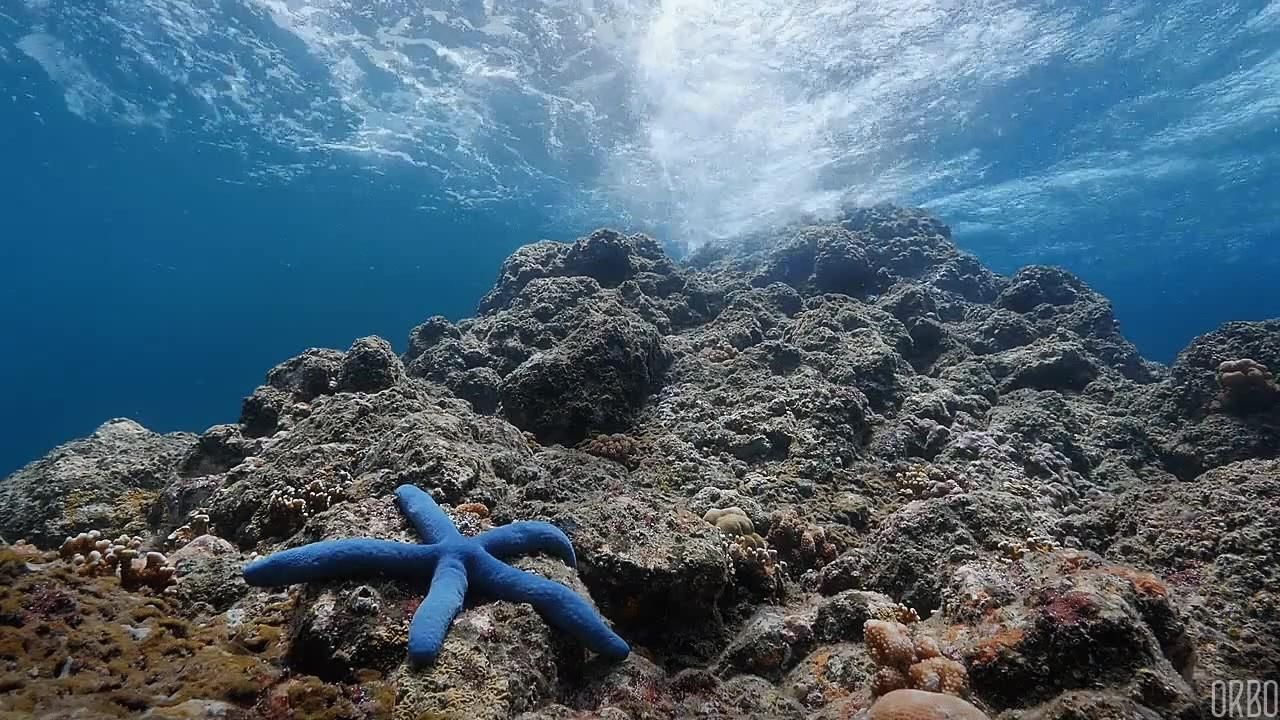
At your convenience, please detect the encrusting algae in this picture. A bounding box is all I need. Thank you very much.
[0,542,393,719]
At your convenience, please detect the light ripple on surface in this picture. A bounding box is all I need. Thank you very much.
[3,0,1275,257]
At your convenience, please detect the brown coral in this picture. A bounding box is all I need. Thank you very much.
[119,550,178,592]
[871,666,911,697]
[913,635,942,660]
[908,657,970,696]
[166,512,210,548]
[865,620,917,669]
[864,620,973,701]
[766,508,838,570]
[704,506,756,536]
[265,474,351,530]
[894,464,973,500]
[723,533,786,599]
[1216,358,1279,412]
[868,689,991,720]
[579,433,642,468]
[455,502,491,518]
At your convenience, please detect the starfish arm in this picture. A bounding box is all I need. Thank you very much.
[394,484,463,543]
[242,539,437,587]
[407,554,469,665]
[470,554,629,660]
[476,521,577,567]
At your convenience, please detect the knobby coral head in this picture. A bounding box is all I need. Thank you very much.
[242,483,630,665]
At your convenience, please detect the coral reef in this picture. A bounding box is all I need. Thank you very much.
[2,204,1278,719]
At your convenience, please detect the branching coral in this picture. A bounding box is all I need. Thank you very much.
[166,511,211,548]
[705,507,786,597]
[723,534,786,598]
[266,474,351,527]
[59,530,177,592]
[996,534,1058,561]
[766,508,837,571]
[894,464,973,500]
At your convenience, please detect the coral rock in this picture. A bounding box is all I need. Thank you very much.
[864,620,917,669]
[868,689,991,720]
[1217,357,1279,412]
[337,336,406,393]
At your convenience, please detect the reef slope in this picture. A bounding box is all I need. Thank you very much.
[3,206,1277,719]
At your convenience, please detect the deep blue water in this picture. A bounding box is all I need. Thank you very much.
[1,94,526,475]
[2,1,1277,476]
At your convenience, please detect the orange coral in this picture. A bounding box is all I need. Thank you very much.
[967,628,1025,668]
[1104,565,1168,599]
[455,502,491,518]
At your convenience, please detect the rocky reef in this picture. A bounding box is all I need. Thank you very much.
[2,205,1277,719]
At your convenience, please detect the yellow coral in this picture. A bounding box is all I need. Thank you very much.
[868,689,990,720]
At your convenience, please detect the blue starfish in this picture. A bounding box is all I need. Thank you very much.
[242,484,630,665]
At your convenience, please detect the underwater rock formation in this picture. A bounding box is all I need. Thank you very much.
[2,204,1278,719]
[0,419,195,547]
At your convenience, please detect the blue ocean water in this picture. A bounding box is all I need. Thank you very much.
[1,1,1277,476]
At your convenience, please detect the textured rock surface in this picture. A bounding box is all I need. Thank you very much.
[2,204,1277,719]
[0,419,195,546]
